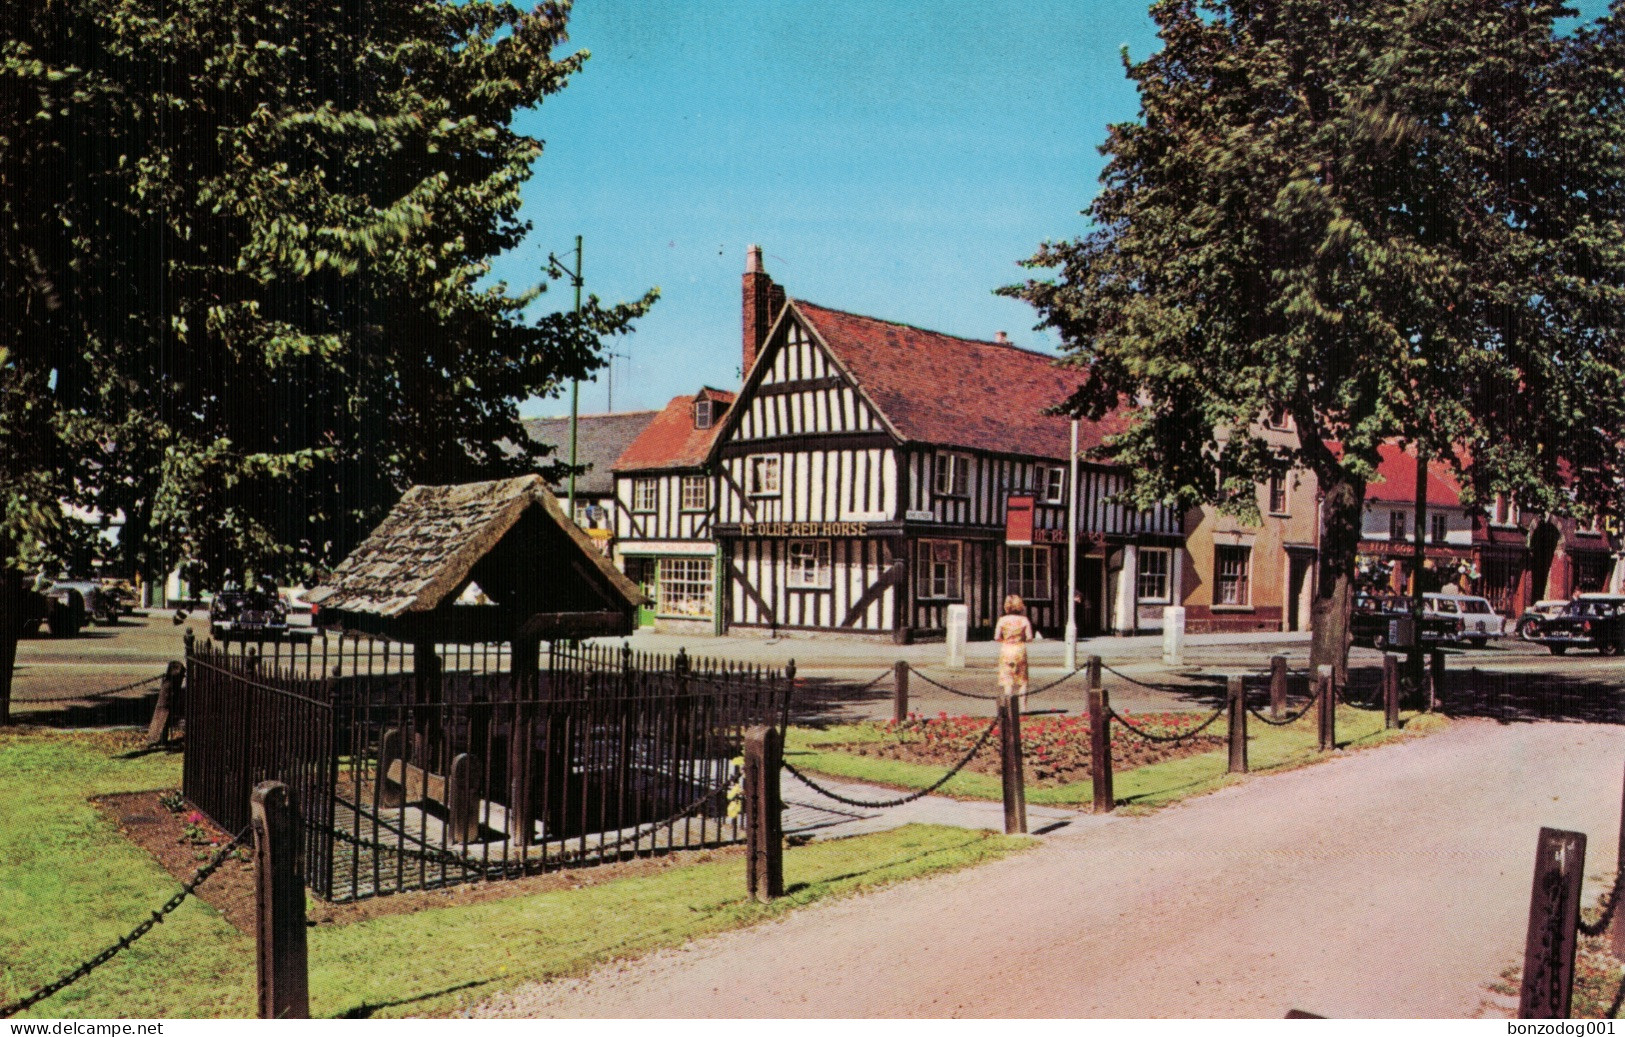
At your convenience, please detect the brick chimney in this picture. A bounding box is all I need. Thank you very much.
[994,331,1010,345]
[742,245,785,379]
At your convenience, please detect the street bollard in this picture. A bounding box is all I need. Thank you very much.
[893,660,909,725]
[145,661,185,748]
[1520,827,1586,1019]
[1000,695,1027,834]
[1317,665,1335,752]
[744,725,784,903]
[1383,653,1400,730]
[1428,649,1444,712]
[1088,682,1114,813]
[1270,655,1287,720]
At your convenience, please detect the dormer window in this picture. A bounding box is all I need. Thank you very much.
[694,399,713,429]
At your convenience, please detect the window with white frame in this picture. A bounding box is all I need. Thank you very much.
[1006,545,1051,601]
[1042,465,1066,505]
[1265,405,1292,431]
[787,540,832,590]
[746,455,781,496]
[1137,547,1172,603]
[656,557,713,618]
[632,478,658,514]
[680,474,709,512]
[694,399,713,429]
[933,454,969,497]
[1268,472,1288,515]
[1389,509,1407,541]
[916,540,962,599]
[1431,513,1447,544]
[1215,545,1252,606]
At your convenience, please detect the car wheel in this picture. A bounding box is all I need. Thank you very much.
[1519,618,1541,640]
[1602,640,1621,658]
[1551,644,1569,656]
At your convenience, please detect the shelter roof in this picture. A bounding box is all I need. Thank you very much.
[306,474,642,618]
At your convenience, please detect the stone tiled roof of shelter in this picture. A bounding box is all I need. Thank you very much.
[518,411,658,496]
[306,475,640,617]
[615,389,737,472]
[791,301,1127,461]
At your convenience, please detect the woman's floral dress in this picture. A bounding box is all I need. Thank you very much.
[995,613,1033,696]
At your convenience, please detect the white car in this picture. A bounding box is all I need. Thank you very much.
[279,586,320,641]
[1423,593,1506,647]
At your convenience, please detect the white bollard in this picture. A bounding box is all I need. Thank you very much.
[1161,605,1186,665]
[945,604,968,669]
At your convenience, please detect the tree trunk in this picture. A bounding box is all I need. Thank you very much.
[1309,470,1366,687]
[0,565,26,726]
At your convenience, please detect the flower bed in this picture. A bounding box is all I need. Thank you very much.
[821,711,1225,787]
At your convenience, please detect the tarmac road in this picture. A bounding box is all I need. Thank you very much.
[472,717,1625,1019]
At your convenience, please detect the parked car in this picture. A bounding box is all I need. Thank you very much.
[38,584,86,637]
[97,578,139,616]
[1422,593,1505,647]
[46,580,119,626]
[210,589,288,641]
[1517,600,1571,640]
[279,587,319,641]
[1523,593,1625,655]
[1351,594,1462,650]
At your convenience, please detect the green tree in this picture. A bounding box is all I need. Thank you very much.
[1004,0,1625,676]
[0,0,654,720]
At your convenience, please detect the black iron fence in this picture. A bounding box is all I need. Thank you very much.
[183,634,791,901]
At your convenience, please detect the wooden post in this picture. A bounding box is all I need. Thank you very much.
[1383,653,1400,730]
[376,728,405,808]
[744,725,783,902]
[509,637,540,847]
[1613,758,1625,963]
[1227,675,1247,774]
[1428,648,1444,712]
[1317,665,1335,752]
[1088,683,1114,813]
[145,661,185,748]
[893,660,909,725]
[1269,655,1287,719]
[252,781,309,1020]
[1519,827,1587,1019]
[446,752,479,844]
[1086,653,1102,691]
[1000,695,1027,834]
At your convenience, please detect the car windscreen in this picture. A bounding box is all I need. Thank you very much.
[1460,600,1493,613]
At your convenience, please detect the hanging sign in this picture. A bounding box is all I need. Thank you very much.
[1005,495,1035,546]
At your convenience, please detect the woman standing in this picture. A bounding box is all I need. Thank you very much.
[995,594,1035,704]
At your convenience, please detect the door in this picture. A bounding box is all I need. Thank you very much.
[627,557,657,627]
[1076,556,1105,636]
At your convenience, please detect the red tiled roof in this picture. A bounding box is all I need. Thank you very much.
[791,301,1125,460]
[614,390,736,471]
[1363,441,1464,507]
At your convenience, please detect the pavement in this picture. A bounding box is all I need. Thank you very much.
[473,716,1625,1018]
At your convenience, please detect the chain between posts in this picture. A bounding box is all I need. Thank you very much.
[782,714,1000,809]
[14,673,164,704]
[1107,702,1227,744]
[0,826,251,1019]
[1248,697,1319,726]
[905,668,1004,700]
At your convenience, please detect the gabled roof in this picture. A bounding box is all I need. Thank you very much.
[615,389,737,472]
[788,301,1124,461]
[1363,442,1465,508]
[519,411,658,496]
[307,474,642,618]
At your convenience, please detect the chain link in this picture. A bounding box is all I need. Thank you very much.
[1107,702,1227,744]
[904,668,1004,700]
[782,714,1000,809]
[1580,872,1625,937]
[14,673,164,705]
[0,825,251,1019]
[1099,663,1215,694]
[1247,696,1320,727]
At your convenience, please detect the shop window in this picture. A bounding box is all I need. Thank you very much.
[633,478,658,514]
[1216,545,1252,606]
[787,540,832,590]
[656,557,713,619]
[1137,547,1172,603]
[1006,546,1051,601]
[916,540,962,600]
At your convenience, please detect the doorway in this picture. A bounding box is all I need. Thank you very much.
[626,557,658,627]
[1075,556,1105,637]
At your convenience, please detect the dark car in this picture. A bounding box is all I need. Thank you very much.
[45,580,118,626]
[1524,594,1625,655]
[210,590,289,641]
[1351,595,1462,650]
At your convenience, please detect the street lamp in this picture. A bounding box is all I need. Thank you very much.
[546,236,584,517]
[1065,418,1080,671]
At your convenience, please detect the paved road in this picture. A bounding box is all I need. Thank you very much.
[473,718,1625,1018]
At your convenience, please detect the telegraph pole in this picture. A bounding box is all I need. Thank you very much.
[548,236,584,517]
[1065,418,1080,671]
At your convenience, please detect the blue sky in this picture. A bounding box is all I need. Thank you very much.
[506,0,1611,419]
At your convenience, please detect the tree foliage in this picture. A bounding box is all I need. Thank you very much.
[1,0,653,591]
[1004,0,1625,665]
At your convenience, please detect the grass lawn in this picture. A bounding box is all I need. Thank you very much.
[786,705,1449,812]
[0,728,1031,1019]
